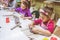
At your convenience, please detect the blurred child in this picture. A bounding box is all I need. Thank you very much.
[15,1,32,19]
[8,0,16,8]
[1,0,8,7]
[29,7,54,36]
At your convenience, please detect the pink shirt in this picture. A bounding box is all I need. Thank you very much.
[34,19,54,33]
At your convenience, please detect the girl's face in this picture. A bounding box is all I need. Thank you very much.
[21,2,27,10]
[40,13,49,23]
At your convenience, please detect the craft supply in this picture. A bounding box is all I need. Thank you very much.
[43,38,48,40]
[6,17,10,23]
[50,37,57,40]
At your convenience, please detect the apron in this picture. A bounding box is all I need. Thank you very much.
[40,22,48,30]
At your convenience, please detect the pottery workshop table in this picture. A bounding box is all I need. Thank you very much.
[0,10,60,40]
[0,10,30,40]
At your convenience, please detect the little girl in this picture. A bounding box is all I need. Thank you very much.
[15,1,32,19]
[29,7,54,36]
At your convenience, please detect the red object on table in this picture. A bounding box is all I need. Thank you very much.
[50,37,57,40]
[6,17,10,23]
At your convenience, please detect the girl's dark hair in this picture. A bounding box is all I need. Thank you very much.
[25,0,31,8]
[32,11,39,18]
[27,1,30,8]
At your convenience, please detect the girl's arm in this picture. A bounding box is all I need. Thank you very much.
[32,28,51,36]
[29,19,42,29]
[38,29,51,36]
[23,17,32,20]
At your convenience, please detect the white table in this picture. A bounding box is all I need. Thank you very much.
[0,10,60,40]
[0,10,30,40]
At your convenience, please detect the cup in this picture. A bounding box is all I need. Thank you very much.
[6,17,10,23]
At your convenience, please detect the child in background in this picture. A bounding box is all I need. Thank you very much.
[29,7,54,36]
[8,0,16,8]
[15,1,32,19]
[1,0,8,7]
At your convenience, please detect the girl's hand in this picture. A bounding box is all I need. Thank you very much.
[20,14,26,19]
[20,14,24,18]
[10,9,15,12]
[29,24,34,29]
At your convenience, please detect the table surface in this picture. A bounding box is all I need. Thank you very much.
[0,10,30,40]
[0,10,60,40]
